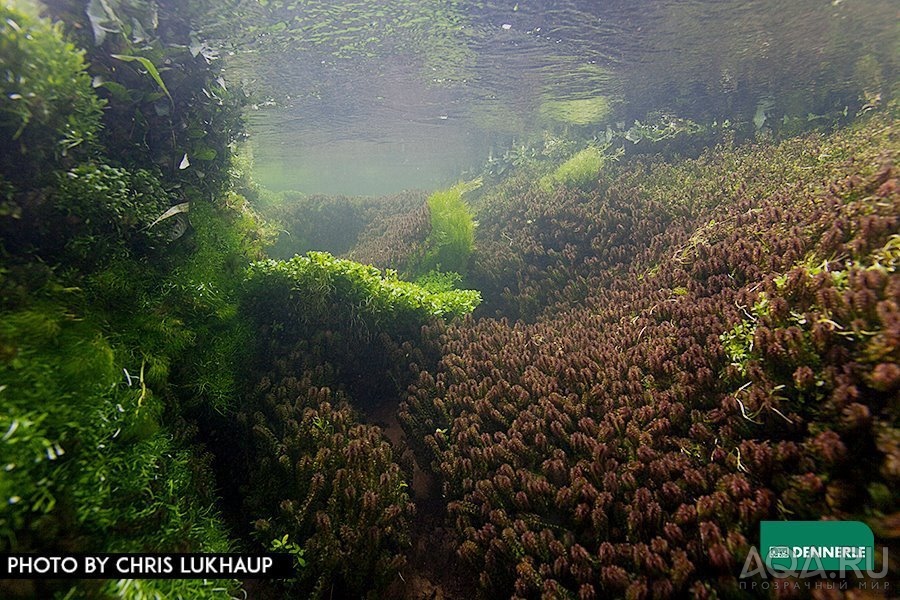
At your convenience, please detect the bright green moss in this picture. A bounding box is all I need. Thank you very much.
[245,251,481,325]
[538,146,605,192]
[0,282,234,574]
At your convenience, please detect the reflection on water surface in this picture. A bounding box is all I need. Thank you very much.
[202,0,897,194]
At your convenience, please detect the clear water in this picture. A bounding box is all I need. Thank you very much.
[200,0,897,195]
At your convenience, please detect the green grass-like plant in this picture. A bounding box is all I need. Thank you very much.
[538,146,605,192]
[413,181,478,275]
[0,280,237,600]
[539,96,611,126]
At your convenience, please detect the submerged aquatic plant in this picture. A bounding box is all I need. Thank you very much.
[241,373,414,597]
[244,251,481,325]
[413,181,479,276]
[0,5,252,598]
[0,7,104,186]
[402,111,899,597]
[43,0,243,198]
[0,275,238,597]
[538,146,606,193]
[2,2,897,598]
[109,53,174,105]
[347,196,433,273]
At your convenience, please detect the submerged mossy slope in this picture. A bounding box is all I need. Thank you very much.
[245,251,481,324]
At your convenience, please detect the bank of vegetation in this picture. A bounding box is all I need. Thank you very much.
[1,2,897,599]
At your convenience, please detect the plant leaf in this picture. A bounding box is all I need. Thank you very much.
[147,202,190,230]
[110,54,173,104]
[192,147,217,161]
[86,0,120,46]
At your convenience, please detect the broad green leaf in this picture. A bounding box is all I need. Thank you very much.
[110,54,173,104]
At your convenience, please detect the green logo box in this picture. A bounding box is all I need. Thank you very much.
[761,521,875,571]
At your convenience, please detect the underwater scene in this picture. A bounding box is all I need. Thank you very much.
[0,0,898,598]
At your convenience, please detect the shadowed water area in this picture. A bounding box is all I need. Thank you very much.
[199,0,897,194]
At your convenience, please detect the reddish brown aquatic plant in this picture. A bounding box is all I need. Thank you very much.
[400,123,899,597]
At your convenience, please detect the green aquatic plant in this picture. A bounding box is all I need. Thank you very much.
[156,194,274,412]
[623,114,706,144]
[44,0,243,199]
[482,144,541,180]
[413,181,479,276]
[0,278,237,600]
[538,146,605,192]
[0,3,254,598]
[244,251,481,327]
[110,53,174,105]
[414,269,464,293]
[47,163,171,269]
[271,533,308,568]
[719,294,772,378]
[0,7,104,186]
[169,197,271,318]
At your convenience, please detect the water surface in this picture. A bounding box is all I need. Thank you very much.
[202,0,897,194]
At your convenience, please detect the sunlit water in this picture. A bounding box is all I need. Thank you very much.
[200,0,897,195]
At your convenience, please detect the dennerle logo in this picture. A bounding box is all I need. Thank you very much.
[738,520,891,590]
[767,546,868,560]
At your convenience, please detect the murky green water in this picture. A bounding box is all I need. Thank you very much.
[200,0,897,195]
